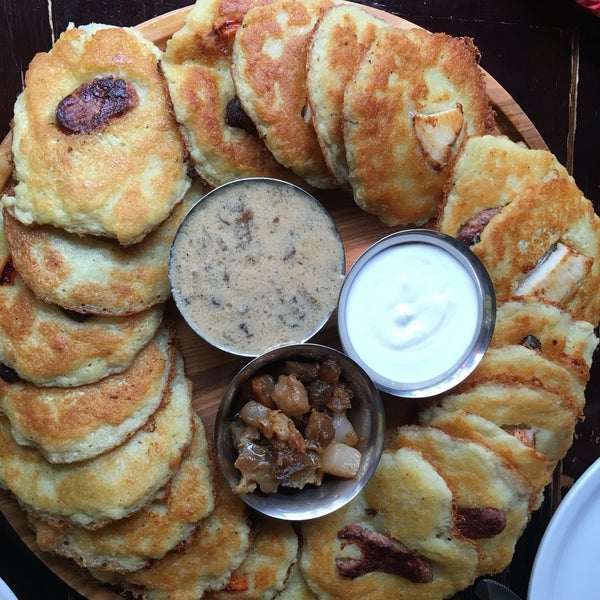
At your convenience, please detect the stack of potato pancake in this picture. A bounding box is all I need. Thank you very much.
[1,1,599,599]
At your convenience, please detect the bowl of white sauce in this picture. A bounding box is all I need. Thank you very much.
[169,178,345,356]
[337,229,496,398]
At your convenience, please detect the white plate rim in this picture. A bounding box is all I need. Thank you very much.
[528,456,600,599]
[0,577,18,600]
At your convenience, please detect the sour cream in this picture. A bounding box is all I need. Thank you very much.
[338,230,495,397]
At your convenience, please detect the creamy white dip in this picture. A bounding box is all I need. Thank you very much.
[169,179,345,356]
[340,238,484,392]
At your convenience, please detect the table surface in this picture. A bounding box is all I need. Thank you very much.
[0,0,599,598]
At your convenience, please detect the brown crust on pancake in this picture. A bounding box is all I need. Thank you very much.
[0,268,165,389]
[391,426,535,577]
[0,352,195,529]
[162,0,301,188]
[455,345,587,415]
[0,206,166,386]
[420,406,555,492]
[438,135,600,324]
[231,0,337,188]
[343,26,494,226]
[491,300,598,382]
[203,516,298,599]
[301,456,479,599]
[0,326,175,463]
[1,4,600,598]
[435,382,578,462]
[6,24,190,245]
[306,4,384,188]
[94,469,252,599]
[30,414,215,573]
[2,181,205,316]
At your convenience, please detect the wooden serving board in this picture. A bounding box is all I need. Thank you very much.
[0,4,549,599]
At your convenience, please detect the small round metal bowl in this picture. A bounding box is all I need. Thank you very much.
[337,229,496,399]
[214,343,385,521]
[168,177,345,357]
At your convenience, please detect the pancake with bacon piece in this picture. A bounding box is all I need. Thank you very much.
[491,299,598,382]
[391,425,537,577]
[438,136,562,238]
[438,134,600,324]
[420,406,555,492]
[300,447,479,600]
[433,382,579,463]
[5,24,190,245]
[342,26,493,226]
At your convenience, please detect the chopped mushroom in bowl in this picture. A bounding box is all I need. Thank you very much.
[214,343,385,520]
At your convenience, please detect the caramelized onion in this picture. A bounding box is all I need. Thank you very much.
[231,358,362,494]
[321,442,361,478]
[272,374,310,416]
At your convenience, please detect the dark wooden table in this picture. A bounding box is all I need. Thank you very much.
[0,1,599,598]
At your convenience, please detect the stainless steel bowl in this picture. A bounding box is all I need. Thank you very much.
[337,229,496,398]
[214,343,385,520]
[168,177,345,357]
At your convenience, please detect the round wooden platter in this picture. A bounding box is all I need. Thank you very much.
[0,3,549,599]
